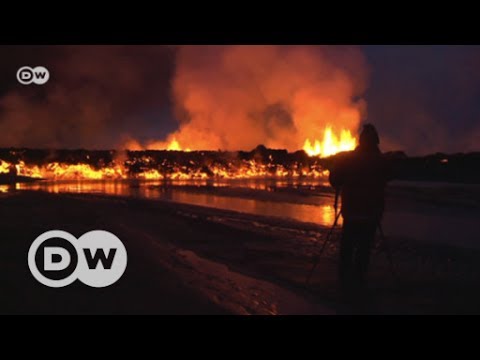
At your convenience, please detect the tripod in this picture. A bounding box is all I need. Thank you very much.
[305,211,341,285]
[305,211,398,286]
[375,223,398,281]
[305,190,341,285]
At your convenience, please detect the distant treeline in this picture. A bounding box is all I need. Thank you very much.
[382,151,480,184]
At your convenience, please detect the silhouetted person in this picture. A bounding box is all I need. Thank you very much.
[329,124,391,300]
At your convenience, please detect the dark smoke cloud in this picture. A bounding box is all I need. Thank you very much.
[0,45,479,156]
[0,45,176,149]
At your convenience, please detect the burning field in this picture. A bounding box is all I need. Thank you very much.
[0,125,357,182]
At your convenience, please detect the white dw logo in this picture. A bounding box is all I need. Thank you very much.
[28,230,128,288]
[17,66,50,85]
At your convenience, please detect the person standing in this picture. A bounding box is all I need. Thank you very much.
[329,124,391,299]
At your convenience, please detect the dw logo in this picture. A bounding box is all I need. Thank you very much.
[17,66,50,85]
[28,230,127,288]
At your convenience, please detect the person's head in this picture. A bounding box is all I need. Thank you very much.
[359,123,380,149]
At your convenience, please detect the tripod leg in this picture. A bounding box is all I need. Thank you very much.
[377,224,398,282]
[317,211,341,255]
[305,211,341,285]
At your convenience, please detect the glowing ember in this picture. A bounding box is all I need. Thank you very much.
[0,144,335,181]
[0,157,329,181]
[0,160,126,180]
[303,126,357,157]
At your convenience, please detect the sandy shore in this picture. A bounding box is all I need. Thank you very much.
[1,190,480,314]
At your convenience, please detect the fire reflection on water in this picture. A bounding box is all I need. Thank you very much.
[13,179,342,227]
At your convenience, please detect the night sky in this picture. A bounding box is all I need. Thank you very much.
[363,45,480,154]
[0,45,479,155]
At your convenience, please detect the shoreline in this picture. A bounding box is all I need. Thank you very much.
[2,190,480,314]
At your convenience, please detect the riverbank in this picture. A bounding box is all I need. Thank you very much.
[2,190,480,314]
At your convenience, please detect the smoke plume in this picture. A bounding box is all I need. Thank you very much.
[0,45,175,149]
[147,45,368,151]
[2,45,478,156]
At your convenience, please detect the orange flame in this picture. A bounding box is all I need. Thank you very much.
[303,126,357,157]
[0,160,126,180]
[3,129,351,181]
[145,137,192,152]
[0,157,329,181]
[166,138,191,152]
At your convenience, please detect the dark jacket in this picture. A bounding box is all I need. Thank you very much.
[329,144,391,222]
